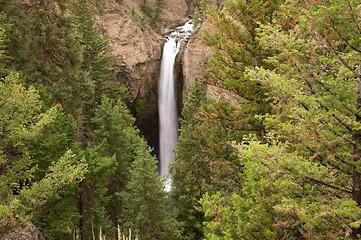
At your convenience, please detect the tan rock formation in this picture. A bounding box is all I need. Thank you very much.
[124,0,189,28]
[182,17,242,107]
[182,19,214,95]
[206,85,243,108]
[161,0,189,27]
[95,0,163,102]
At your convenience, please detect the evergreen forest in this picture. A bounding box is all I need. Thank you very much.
[1,0,361,239]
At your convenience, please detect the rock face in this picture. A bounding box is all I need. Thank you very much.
[0,221,46,240]
[96,0,163,103]
[161,0,189,27]
[95,0,165,155]
[181,17,242,107]
[124,0,190,28]
[181,19,214,96]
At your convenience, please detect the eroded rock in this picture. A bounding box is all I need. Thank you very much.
[124,0,189,28]
[182,19,213,94]
[96,0,162,102]
[0,221,46,240]
[182,16,242,107]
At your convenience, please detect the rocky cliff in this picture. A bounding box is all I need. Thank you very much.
[181,5,242,108]
[96,0,163,102]
[95,0,194,154]
[124,0,191,28]
[96,0,197,103]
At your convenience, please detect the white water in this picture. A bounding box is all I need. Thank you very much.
[159,20,193,190]
[159,37,180,177]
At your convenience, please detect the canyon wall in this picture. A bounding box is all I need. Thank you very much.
[96,0,238,149]
[96,0,163,102]
[95,0,193,153]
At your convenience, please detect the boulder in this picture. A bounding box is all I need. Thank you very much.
[0,221,46,240]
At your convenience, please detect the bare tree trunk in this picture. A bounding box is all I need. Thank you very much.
[352,59,361,239]
[78,181,87,240]
[76,111,89,240]
[1,163,6,175]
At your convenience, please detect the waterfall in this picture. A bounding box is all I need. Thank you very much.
[159,37,180,177]
[158,20,193,190]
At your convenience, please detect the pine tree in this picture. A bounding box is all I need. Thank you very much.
[246,0,361,236]
[201,138,361,239]
[200,0,361,238]
[170,78,210,240]
[90,96,147,236]
[192,0,285,191]
[122,140,176,240]
[5,0,93,118]
[0,72,87,235]
[201,0,282,131]
[72,0,121,112]
[0,12,10,78]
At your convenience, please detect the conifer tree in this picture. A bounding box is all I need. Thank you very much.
[5,0,93,118]
[191,0,285,192]
[0,18,87,235]
[170,79,210,240]
[201,139,361,239]
[91,96,152,236]
[0,72,87,235]
[246,0,361,236]
[200,0,361,238]
[72,0,121,115]
[123,140,176,240]
[202,0,282,132]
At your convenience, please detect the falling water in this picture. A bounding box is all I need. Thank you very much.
[158,20,193,190]
[159,37,180,177]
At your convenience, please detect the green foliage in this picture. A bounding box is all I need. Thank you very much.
[90,96,147,234]
[31,186,81,240]
[122,141,177,240]
[201,0,281,139]
[133,98,147,124]
[192,0,212,30]
[131,7,146,30]
[77,144,117,239]
[194,0,361,239]
[0,12,10,78]
[28,110,78,180]
[1,1,170,239]
[170,78,209,240]
[247,0,361,184]
[0,73,87,234]
[202,139,361,239]
[72,0,120,101]
[92,96,141,181]
[171,1,286,237]
[6,2,93,117]
[139,0,164,29]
